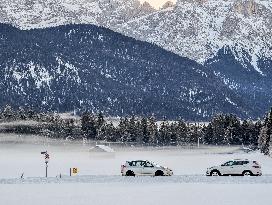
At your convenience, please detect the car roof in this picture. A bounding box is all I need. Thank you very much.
[233,159,249,161]
[127,160,147,162]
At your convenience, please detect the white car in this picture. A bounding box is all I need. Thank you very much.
[206,159,262,176]
[121,160,173,176]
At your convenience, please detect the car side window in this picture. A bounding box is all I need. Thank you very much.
[136,161,144,167]
[141,161,147,167]
[144,161,154,167]
[223,161,234,166]
[130,161,137,166]
[233,161,243,166]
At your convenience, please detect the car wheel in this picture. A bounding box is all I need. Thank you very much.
[210,170,220,176]
[155,170,164,176]
[242,171,252,176]
[126,170,135,176]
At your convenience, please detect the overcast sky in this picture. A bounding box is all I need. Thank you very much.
[139,0,176,9]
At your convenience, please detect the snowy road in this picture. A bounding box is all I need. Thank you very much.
[1,136,272,205]
[1,175,272,184]
[1,179,272,205]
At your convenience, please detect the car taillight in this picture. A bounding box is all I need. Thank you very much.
[121,165,126,172]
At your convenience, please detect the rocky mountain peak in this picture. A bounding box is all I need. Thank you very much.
[140,1,156,12]
[161,1,175,9]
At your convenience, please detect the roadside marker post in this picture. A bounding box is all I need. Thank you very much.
[70,168,78,176]
[41,151,50,177]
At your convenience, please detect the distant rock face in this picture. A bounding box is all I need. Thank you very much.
[161,1,175,9]
[141,1,156,12]
[117,0,272,71]
[115,0,272,113]
[1,0,270,72]
[0,0,155,29]
[0,23,256,120]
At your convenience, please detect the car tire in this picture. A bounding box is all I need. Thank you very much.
[210,170,221,176]
[155,170,164,176]
[242,171,253,176]
[125,170,135,176]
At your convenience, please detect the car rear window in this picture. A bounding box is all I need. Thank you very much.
[127,161,137,166]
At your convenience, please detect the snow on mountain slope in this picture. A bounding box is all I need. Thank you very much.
[1,23,255,120]
[116,0,272,74]
[1,0,271,74]
[0,0,155,29]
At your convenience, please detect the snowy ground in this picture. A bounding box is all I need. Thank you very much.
[0,133,272,205]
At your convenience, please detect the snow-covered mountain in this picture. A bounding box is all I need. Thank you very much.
[0,0,271,119]
[116,0,272,72]
[1,0,271,72]
[0,23,255,120]
[0,0,155,29]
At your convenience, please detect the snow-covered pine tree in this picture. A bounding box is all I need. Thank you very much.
[2,104,15,120]
[18,106,27,120]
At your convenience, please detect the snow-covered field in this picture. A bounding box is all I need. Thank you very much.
[0,133,272,205]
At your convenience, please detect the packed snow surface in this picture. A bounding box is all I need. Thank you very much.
[0,133,272,205]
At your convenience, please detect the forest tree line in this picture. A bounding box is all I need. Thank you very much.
[0,105,271,155]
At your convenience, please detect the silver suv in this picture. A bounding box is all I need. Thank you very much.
[121,160,173,176]
[206,159,262,176]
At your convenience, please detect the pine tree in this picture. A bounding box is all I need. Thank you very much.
[118,117,130,143]
[2,104,15,120]
[135,120,143,144]
[187,123,200,145]
[96,112,106,139]
[259,126,269,154]
[147,116,158,145]
[97,112,105,129]
[241,120,250,145]
[176,119,188,146]
[18,106,27,120]
[128,116,137,143]
[258,108,272,155]
[210,114,225,145]
[81,113,97,139]
[141,117,149,145]
[158,119,171,146]
[203,123,213,145]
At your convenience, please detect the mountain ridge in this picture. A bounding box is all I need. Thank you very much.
[0,23,256,120]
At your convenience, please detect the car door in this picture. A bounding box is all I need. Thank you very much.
[221,161,235,175]
[133,161,144,175]
[142,161,155,176]
[232,161,244,175]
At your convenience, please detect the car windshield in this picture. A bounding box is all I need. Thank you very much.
[151,161,161,167]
